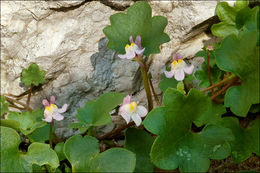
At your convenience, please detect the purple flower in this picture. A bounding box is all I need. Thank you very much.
[118,35,145,60]
[119,95,147,126]
[164,53,194,81]
[42,96,68,122]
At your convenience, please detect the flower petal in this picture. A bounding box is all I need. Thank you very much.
[131,114,142,126]
[118,54,128,59]
[177,53,182,59]
[183,63,194,74]
[129,35,134,43]
[174,69,185,81]
[43,115,52,122]
[173,54,178,61]
[164,70,174,78]
[135,35,142,48]
[125,50,136,60]
[135,48,145,55]
[50,96,55,104]
[120,112,131,124]
[52,112,64,121]
[58,104,68,113]
[136,106,148,117]
[42,99,50,107]
[122,95,132,105]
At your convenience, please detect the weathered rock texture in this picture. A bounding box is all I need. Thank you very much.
[1,1,220,138]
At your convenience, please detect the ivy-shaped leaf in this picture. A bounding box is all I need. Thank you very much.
[76,92,125,127]
[0,126,59,172]
[220,117,259,163]
[7,109,46,135]
[143,89,234,172]
[63,135,136,172]
[103,1,170,57]
[215,30,259,116]
[21,63,45,86]
[54,142,66,161]
[27,124,55,143]
[125,128,154,172]
[211,1,259,38]
[1,95,9,116]
[159,73,178,93]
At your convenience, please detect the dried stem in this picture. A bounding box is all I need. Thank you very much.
[8,105,26,111]
[207,51,214,94]
[201,74,236,93]
[210,77,238,100]
[97,117,145,141]
[149,79,161,106]
[26,84,33,111]
[4,95,32,111]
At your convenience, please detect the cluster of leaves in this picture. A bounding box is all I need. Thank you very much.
[1,1,259,173]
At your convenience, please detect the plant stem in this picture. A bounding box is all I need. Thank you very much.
[201,74,236,93]
[149,79,161,106]
[26,84,33,111]
[98,117,145,141]
[136,57,153,111]
[207,51,214,94]
[8,105,26,111]
[210,77,238,100]
[49,121,53,149]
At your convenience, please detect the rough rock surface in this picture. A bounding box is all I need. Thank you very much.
[1,1,219,138]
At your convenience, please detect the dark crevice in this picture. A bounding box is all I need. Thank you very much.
[191,123,205,133]
[100,0,132,11]
[49,0,90,12]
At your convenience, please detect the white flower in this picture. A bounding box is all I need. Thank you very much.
[164,53,194,81]
[42,96,68,122]
[119,95,148,126]
[118,35,145,60]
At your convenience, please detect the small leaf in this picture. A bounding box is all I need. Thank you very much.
[27,124,55,143]
[64,135,136,172]
[159,73,178,93]
[21,63,45,86]
[54,142,66,161]
[176,81,186,94]
[0,126,59,172]
[76,92,125,127]
[220,117,259,163]
[125,128,154,172]
[143,89,234,172]
[1,95,9,116]
[215,30,259,116]
[7,109,46,135]
[0,119,20,131]
[103,1,170,57]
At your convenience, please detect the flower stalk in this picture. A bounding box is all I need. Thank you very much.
[26,83,33,112]
[49,121,53,149]
[136,56,153,111]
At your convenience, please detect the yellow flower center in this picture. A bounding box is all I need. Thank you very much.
[126,44,130,50]
[129,102,137,113]
[172,59,183,68]
[46,106,51,112]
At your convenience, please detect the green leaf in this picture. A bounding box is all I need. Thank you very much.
[220,117,259,163]
[76,92,125,127]
[159,73,178,93]
[103,1,170,57]
[143,89,234,172]
[21,63,45,86]
[7,109,46,135]
[0,119,20,131]
[195,63,223,88]
[0,126,59,172]
[215,30,259,116]
[235,0,249,11]
[1,95,9,116]
[54,142,66,161]
[125,128,154,172]
[27,124,55,143]
[176,81,186,94]
[64,135,136,172]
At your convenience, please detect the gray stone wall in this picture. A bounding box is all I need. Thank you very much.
[1,1,223,138]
